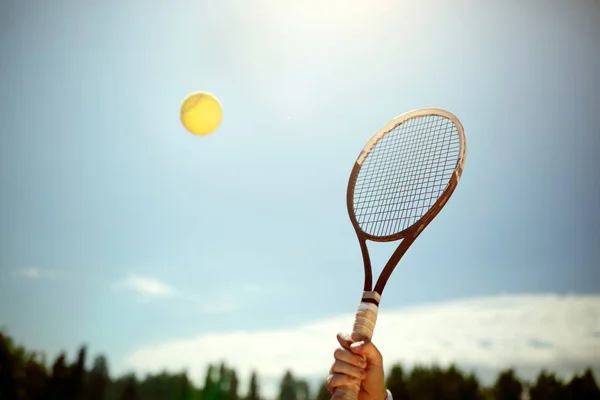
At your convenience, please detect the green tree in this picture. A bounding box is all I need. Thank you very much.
[24,351,48,400]
[179,372,194,400]
[68,346,87,400]
[405,365,448,399]
[403,364,484,400]
[138,371,187,400]
[0,331,50,400]
[246,371,261,400]
[529,370,564,400]
[278,370,298,400]
[386,363,409,400]
[458,372,482,400]
[492,369,522,400]
[44,353,71,399]
[564,369,600,400]
[221,363,235,400]
[120,375,139,400]
[315,382,330,400]
[296,378,310,400]
[203,362,238,400]
[0,331,26,400]
[218,363,230,394]
[228,369,239,400]
[87,355,110,400]
[445,365,482,400]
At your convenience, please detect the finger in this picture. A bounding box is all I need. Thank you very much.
[330,360,366,380]
[325,373,360,394]
[331,386,358,400]
[333,347,367,368]
[336,332,353,349]
[349,339,383,366]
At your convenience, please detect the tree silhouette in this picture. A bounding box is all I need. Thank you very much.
[24,351,48,400]
[492,369,522,400]
[0,331,25,400]
[296,378,310,400]
[405,365,443,399]
[564,369,600,400]
[200,362,242,400]
[44,353,70,399]
[203,365,218,400]
[399,363,485,400]
[229,369,239,400]
[87,355,110,400]
[278,370,298,400]
[386,363,409,400]
[4,330,600,400]
[179,372,194,400]
[120,375,139,400]
[529,370,564,400]
[315,382,330,400]
[246,371,261,400]
[219,363,230,394]
[445,365,482,400]
[68,346,87,400]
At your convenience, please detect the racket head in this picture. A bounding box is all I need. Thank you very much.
[347,108,466,242]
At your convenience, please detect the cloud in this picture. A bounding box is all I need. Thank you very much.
[13,267,63,279]
[116,274,176,298]
[15,267,42,278]
[113,275,257,314]
[122,293,600,398]
[113,274,260,315]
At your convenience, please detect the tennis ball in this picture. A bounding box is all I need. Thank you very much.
[180,91,223,135]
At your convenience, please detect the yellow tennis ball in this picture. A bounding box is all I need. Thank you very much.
[180,91,223,136]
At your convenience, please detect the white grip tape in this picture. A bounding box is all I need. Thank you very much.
[334,300,379,400]
[352,302,378,341]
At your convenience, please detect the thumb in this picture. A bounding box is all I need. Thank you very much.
[349,340,383,366]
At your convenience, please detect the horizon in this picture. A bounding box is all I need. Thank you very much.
[4,292,599,398]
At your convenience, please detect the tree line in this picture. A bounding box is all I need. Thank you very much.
[1,330,599,400]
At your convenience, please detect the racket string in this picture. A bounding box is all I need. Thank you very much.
[353,115,460,237]
[388,117,440,234]
[377,118,432,235]
[358,118,424,234]
[399,117,452,232]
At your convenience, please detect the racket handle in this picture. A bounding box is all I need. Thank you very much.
[333,293,379,400]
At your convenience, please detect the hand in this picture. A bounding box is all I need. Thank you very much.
[326,333,388,400]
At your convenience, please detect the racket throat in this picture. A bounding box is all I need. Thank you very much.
[358,237,373,291]
[361,290,381,306]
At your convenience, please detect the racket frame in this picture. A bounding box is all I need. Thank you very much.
[333,108,466,400]
[346,107,466,300]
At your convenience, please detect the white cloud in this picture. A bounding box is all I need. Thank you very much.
[117,275,176,298]
[13,267,63,279]
[15,267,42,278]
[113,275,260,314]
[122,294,600,398]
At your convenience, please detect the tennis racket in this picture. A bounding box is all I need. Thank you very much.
[334,108,466,400]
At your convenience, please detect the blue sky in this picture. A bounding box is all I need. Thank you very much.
[1,0,599,395]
